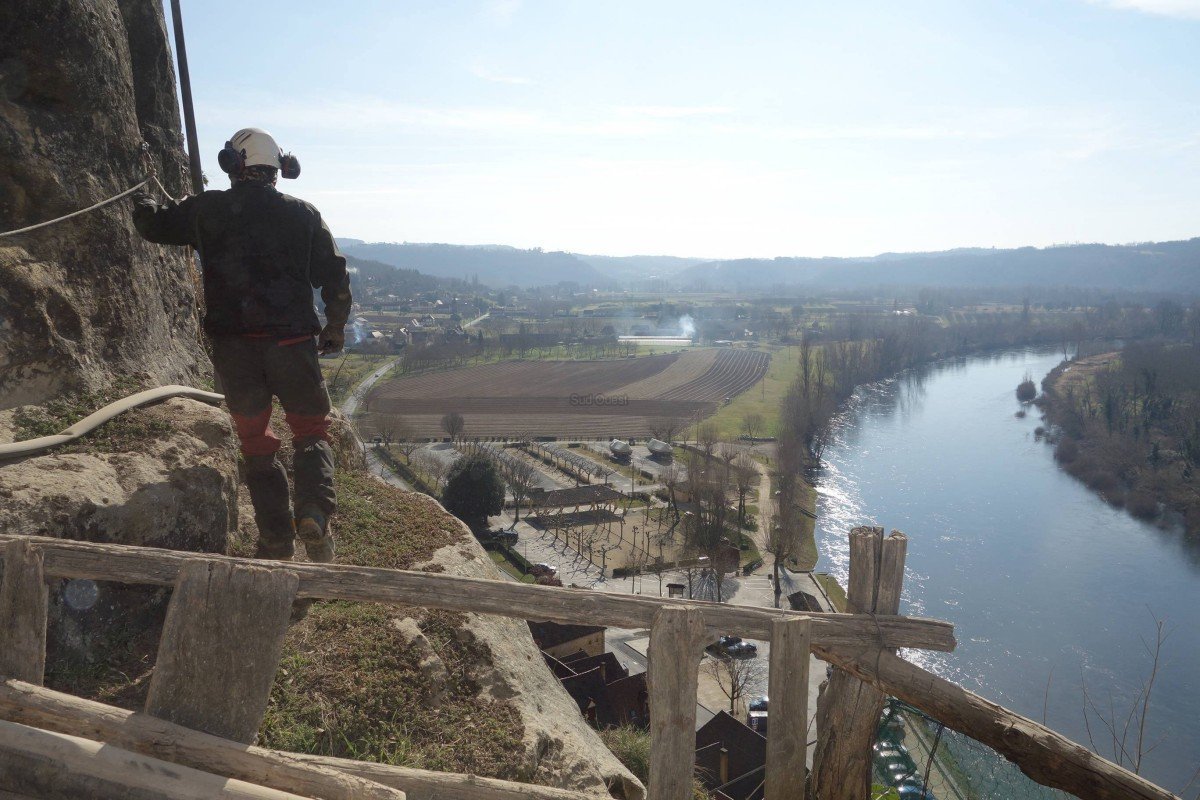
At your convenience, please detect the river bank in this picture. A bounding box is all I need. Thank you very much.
[1038,346,1200,536]
[812,347,1200,793]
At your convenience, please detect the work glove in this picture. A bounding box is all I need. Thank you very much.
[318,323,345,355]
[131,189,155,209]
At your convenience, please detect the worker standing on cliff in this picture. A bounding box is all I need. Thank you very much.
[131,128,350,564]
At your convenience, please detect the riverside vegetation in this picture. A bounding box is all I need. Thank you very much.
[1039,339,1200,535]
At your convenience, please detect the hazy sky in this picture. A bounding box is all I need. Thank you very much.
[169,0,1200,258]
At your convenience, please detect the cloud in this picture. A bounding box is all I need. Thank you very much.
[470,61,533,85]
[615,105,734,119]
[1088,0,1200,19]
[482,0,522,25]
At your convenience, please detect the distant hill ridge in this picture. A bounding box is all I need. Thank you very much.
[337,237,1200,292]
[336,240,607,288]
[677,239,1200,292]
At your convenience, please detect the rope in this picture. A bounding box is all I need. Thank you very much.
[0,177,151,239]
[150,174,182,204]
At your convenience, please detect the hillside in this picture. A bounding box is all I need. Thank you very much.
[675,239,1200,292]
[337,240,609,289]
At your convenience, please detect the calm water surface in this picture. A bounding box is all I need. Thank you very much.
[815,348,1199,793]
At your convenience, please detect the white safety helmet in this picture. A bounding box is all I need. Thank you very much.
[218,127,300,179]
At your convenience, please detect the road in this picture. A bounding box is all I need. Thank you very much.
[337,355,412,491]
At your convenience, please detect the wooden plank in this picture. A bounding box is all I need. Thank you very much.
[647,606,706,800]
[813,528,905,800]
[0,534,955,652]
[290,753,612,800]
[815,644,1180,800]
[764,616,810,800]
[0,541,47,685]
[0,718,315,799]
[145,560,298,743]
[0,678,406,800]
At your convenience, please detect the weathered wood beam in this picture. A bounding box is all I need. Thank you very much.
[0,718,316,799]
[288,753,616,800]
[145,560,298,743]
[813,645,1180,800]
[0,541,47,685]
[0,678,603,800]
[764,616,810,800]
[813,528,906,800]
[0,534,955,652]
[647,607,706,800]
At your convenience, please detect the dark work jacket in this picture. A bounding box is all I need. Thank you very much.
[132,183,352,338]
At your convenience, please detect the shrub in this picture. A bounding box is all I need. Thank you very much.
[1054,437,1080,464]
[1127,490,1160,520]
[1016,377,1037,403]
[1084,469,1119,493]
[442,452,504,526]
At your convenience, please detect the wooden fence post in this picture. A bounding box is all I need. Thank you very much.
[0,541,48,685]
[145,560,298,743]
[765,616,811,800]
[812,527,907,800]
[647,605,706,800]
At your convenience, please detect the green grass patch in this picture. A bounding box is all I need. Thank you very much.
[488,550,536,583]
[261,603,527,776]
[814,573,847,612]
[706,344,802,439]
[322,353,392,404]
[11,376,174,454]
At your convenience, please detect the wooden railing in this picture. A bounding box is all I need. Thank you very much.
[0,531,1180,800]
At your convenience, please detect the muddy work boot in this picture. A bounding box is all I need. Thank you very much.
[295,508,335,563]
[245,454,296,560]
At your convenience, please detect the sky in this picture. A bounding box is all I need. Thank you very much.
[167,0,1200,259]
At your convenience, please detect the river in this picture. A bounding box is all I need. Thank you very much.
[814,347,1199,795]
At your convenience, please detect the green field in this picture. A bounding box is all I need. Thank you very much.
[706,344,801,439]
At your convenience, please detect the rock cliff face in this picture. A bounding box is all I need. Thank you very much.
[0,0,237,678]
[0,0,206,408]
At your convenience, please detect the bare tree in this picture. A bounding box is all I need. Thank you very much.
[718,440,739,478]
[661,464,684,521]
[395,437,421,464]
[742,412,765,442]
[1080,612,1170,777]
[501,454,540,525]
[707,654,766,714]
[374,414,403,449]
[441,411,465,442]
[648,416,687,444]
[696,421,720,462]
[733,453,757,530]
[415,452,450,495]
[683,458,736,602]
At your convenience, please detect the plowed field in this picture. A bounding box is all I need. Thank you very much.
[365,348,769,440]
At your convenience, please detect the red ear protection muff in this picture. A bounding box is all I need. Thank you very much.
[279,153,301,180]
[217,141,245,176]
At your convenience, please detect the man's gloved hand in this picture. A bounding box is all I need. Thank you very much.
[318,323,345,355]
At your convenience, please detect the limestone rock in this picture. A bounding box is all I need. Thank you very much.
[0,397,239,665]
[0,0,207,408]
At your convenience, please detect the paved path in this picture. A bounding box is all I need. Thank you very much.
[338,356,412,491]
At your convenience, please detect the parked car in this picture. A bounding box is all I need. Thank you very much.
[748,696,769,712]
[726,641,758,658]
[490,529,518,546]
[895,783,936,799]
